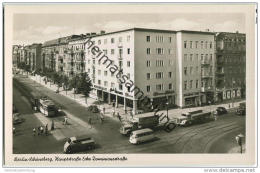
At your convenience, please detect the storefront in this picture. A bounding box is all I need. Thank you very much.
[183,92,200,107]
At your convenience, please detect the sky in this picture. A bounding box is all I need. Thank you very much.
[13,13,245,45]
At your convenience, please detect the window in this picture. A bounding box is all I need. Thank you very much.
[111,49,115,55]
[147,48,151,55]
[156,84,163,91]
[147,85,151,92]
[146,36,151,42]
[156,60,164,67]
[156,72,163,79]
[184,41,187,48]
[156,48,164,55]
[201,54,204,61]
[104,81,108,86]
[190,67,193,74]
[201,41,204,48]
[119,37,122,42]
[184,81,187,90]
[119,84,123,90]
[196,54,199,61]
[190,54,193,61]
[190,80,193,89]
[98,70,101,75]
[111,38,115,43]
[168,49,173,54]
[190,41,193,48]
[168,72,172,78]
[196,80,199,88]
[98,40,101,45]
[127,61,131,67]
[127,48,130,54]
[169,83,172,90]
[184,54,187,61]
[184,67,187,75]
[205,41,208,49]
[127,35,130,42]
[119,49,123,55]
[196,66,199,73]
[104,39,107,44]
[156,36,164,43]
[111,82,115,88]
[210,54,213,61]
[127,73,130,79]
[147,60,151,67]
[147,73,151,80]
[104,71,108,76]
[195,41,198,48]
[210,42,212,49]
[103,49,107,55]
[169,37,172,43]
[98,80,101,85]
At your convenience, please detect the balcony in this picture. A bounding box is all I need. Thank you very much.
[201,60,210,66]
[201,86,213,92]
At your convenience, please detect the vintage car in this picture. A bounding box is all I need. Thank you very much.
[64,136,95,154]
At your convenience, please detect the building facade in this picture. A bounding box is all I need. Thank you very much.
[215,32,246,101]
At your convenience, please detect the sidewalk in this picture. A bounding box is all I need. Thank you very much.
[27,72,245,122]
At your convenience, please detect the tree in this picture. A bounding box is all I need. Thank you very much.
[78,72,92,103]
[69,75,80,98]
[62,75,69,95]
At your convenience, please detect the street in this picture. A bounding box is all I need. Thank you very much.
[13,74,246,154]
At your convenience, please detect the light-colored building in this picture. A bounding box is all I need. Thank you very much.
[84,28,215,113]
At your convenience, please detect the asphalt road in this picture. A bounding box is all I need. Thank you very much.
[12,75,246,154]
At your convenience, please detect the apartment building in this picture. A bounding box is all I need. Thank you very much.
[176,31,215,107]
[83,28,215,113]
[41,35,80,73]
[215,32,246,101]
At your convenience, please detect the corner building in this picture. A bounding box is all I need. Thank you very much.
[84,28,215,113]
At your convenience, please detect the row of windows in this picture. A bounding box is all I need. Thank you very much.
[146,60,174,67]
[147,72,172,80]
[146,36,172,43]
[184,54,213,62]
[87,59,131,67]
[183,80,213,90]
[183,66,213,75]
[97,35,131,45]
[146,83,173,92]
[87,48,131,56]
[184,41,213,49]
[146,48,174,55]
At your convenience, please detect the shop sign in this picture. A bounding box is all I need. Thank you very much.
[223,92,226,100]
[227,91,231,99]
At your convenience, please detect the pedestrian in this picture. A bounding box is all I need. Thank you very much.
[51,120,55,130]
[88,117,92,125]
[112,109,115,117]
[63,116,68,125]
[40,126,44,134]
[117,112,121,122]
[45,124,48,136]
[100,115,104,124]
[38,126,41,135]
[103,107,106,114]
[214,115,218,121]
[33,128,36,136]
[130,111,133,119]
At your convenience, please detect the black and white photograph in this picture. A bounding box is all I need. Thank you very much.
[3,2,256,167]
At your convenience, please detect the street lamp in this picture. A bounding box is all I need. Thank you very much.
[235,133,244,154]
[166,102,169,120]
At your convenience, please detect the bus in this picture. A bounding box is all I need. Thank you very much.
[38,97,57,117]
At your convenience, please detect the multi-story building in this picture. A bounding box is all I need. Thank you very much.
[176,31,215,107]
[41,35,80,73]
[84,28,216,113]
[26,43,42,71]
[215,32,246,101]
[12,45,19,68]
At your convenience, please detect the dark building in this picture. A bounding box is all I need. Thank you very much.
[215,32,246,102]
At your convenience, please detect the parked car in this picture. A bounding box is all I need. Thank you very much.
[236,102,246,116]
[64,136,96,154]
[214,107,228,115]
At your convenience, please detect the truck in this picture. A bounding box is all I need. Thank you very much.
[64,136,96,154]
[236,102,246,116]
[174,110,212,126]
[119,114,177,136]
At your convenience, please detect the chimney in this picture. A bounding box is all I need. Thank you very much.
[100,30,106,35]
[91,32,96,36]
